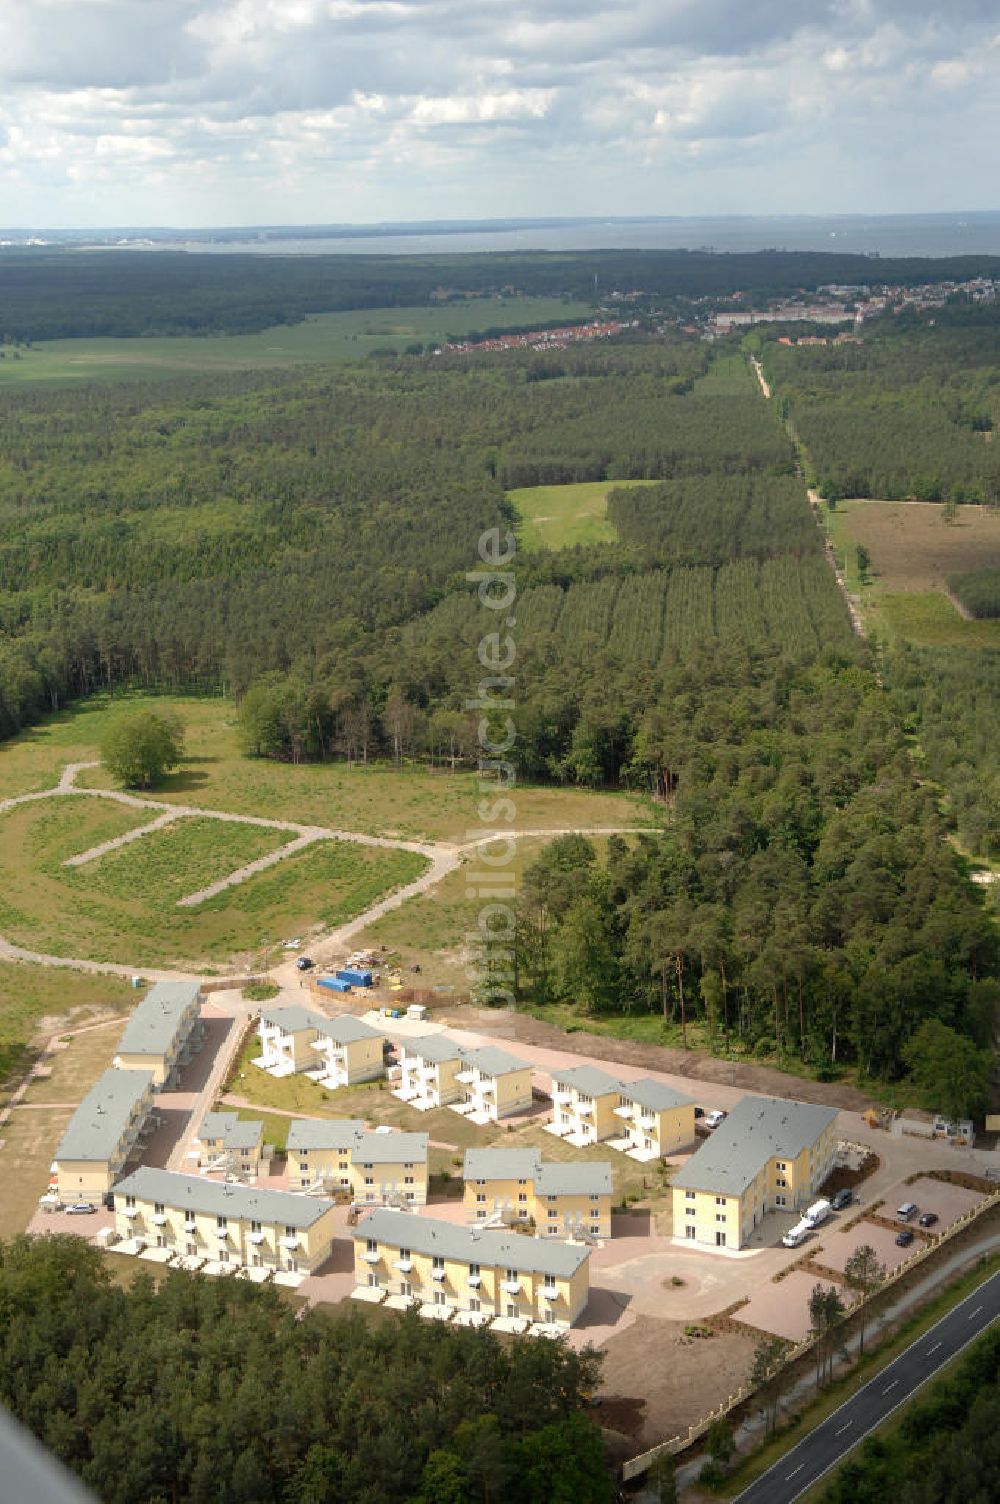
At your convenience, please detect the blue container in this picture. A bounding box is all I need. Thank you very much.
[318,976,353,994]
[336,968,373,987]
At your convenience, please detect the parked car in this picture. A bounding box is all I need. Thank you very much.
[693,1107,705,1120]
[896,1228,915,1248]
[66,1202,97,1215]
[296,956,314,971]
[918,1211,939,1228]
[804,1198,832,1228]
[830,1189,854,1211]
[704,1110,727,1130]
[896,1201,918,1221]
[782,1220,811,1248]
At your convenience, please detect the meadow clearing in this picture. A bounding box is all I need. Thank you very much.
[827,498,1000,647]
[508,479,660,551]
[0,297,594,386]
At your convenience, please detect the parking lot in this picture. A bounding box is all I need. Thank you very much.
[739,1269,858,1342]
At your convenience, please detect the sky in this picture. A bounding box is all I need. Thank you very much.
[0,0,998,228]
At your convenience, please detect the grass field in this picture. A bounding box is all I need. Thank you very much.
[508,479,661,551]
[692,351,755,394]
[0,961,134,1097]
[0,795,428,969]
[826,498,1000,646]
[0,298,594,386]
[0,692,654,839]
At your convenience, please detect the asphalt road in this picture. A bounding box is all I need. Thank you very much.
[733,1268,1000,1504]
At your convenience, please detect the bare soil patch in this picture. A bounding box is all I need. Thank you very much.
[838,499,1000,593]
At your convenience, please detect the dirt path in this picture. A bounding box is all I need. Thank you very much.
[807,489,866,638]
[177,832,325,907]
[750,356,771,400]
[64,809,183,868]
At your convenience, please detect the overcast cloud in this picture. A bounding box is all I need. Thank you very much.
[0,0,997,226]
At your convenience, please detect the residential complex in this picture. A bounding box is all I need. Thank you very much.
[671,1095,839,1249]
[196,1111,267,1177]
[463,1147,613,1238]
[113,980,203,1085]
[50,1068,156,1200]
[393,1033,467,1110]
[548,1065,624,1144]
[453,1045,533,1123]
[113,1167,337,1273]
[285,1120,429,1204]
[256,1005,385,1084]
[286,1118,367,1190]
[612,1078,696,1160]
[352,1207,591,1329]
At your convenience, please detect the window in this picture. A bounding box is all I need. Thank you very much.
[367,1272,380,1288]
[686,1206,695,1217]
[518,1193,528,1203]
[219,1250,229,1264]
[685,1226,696,1240]
[547,1208,558,1219]
[715,1196,726,1207]
[685,1190,696,1200]
[404,1163,413,1170]
[285,1225,296,1238]
[216,1216,227,1231]
[366,1238,378,1255]
[154,1202,164,1216]
[469,1263,480,1277]
[156,1235,167,1248]
[590,1223,600,1234]
[251,1220,262,1234]
[469,1297,481,1313]
[476,1193,486,1203]
[400,1248,411,1260]
[405,1192,415,1202]
[776,1177,787,1188]
[125,1194,135,1209]
[476,1179,485,1187]
[716,1213,727,1223]
[476,1210,486,1219]
[506,1268,517,1282]
[364,1176,374,1186]
[433,1256,445,1271]
[186,1241,197,1256]
[405,1176,414,1185]
[434,1290,446,1306]
[339,1159,348,1171]
[777,1161,787,1171]
[517,1178,527,1186]
[775,1195,787,1207]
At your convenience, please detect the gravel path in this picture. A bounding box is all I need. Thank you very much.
[64,809,184,868]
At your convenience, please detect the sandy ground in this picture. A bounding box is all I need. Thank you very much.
[814,1217,924,1276]
[739,1270,857,1342]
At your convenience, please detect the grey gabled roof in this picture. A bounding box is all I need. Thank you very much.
[260,1004,330,1034]
[113,1167,333,1228]
[463,1147,541,1181]
[355,1207,591,1277]
[54,1068,155,1163]
[550,1064,622,1098]
[313,1015,384,1046]
[672,1095,839,1197]
[198,1112,263,1151]
[400,1032,466,1065]
[535,1161,613,1196]
[286,1118,367,1151]
[618,1077,694,1113]
[352,1131,428,1164]
[117,981,201,1056]
[460,1045,530,1079]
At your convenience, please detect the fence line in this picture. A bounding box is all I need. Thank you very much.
[621,1189,1000,1482]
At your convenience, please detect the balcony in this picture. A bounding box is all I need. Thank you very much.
[552,1090,573,1106]
[394,1257,413,1273]
[432,1268,446,1281]
[455,1069,477,1085]
[613,1104,634,1120]
[281,1236,301,1251]
[467,1274,482,1288]
[502,1279,521,1294]
[150,1214,168,1226]
[216,1228,230,1241]
[246,1231,265,1245]
[362,1250,380,1264]
[121,1207,139,1219]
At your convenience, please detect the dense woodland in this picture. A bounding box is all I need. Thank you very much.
[3,247,1000,339]
[820,1321,1000,1503]
[759,303,1000,503]
[0,1236,609,1504]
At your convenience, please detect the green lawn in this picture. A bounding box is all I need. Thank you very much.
[693,352,755,394]
[508,479,661,551]
[0,298,594,386]
[0,960,134,1095]
[0,794,428,969]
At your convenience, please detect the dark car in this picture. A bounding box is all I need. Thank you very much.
[66,1202,97,1215]
[830,1189,854,1211]
[895,1228,915,1248]
[296,956,314,971]
[694,1107,705,1119]
[918,1211,939,1228]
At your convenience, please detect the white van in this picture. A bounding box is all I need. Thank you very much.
[804,1199,831,1228]
[782,1220,811,1248]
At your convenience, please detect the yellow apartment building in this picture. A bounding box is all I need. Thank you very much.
[350,1131,429,1206]
[353,1207,591,1330]
[113,981,203,1086]
[671,1095,839,1250]
[462,1148,613,1238]
[113,1167,337,1273]
[452,1045,533,1123]
[310,1015,386,1086]
[548,1065,622,1144]
[612,1077,696,1160]
[50,1068,156,1201]
[196,1111,268,1177]
[257,1004,327,1075]
[286,1118,367,1190]
[394,1033,467,1110]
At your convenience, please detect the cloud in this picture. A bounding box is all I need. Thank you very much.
[0,0,997,223]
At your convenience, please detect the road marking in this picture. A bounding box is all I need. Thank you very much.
[786,1464,804,1480]
[927,1342,942,1355]
[834,1421,853,1437]
[882,1379,898,1394]
[968,1306,983,1320]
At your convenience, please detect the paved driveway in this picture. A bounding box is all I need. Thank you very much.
[739,1270,856,1342]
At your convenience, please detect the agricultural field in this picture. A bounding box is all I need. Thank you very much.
[0,794,428,969]
[826,499,1000,646]
[0,297,594,386]
[508,479,659,551]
